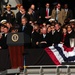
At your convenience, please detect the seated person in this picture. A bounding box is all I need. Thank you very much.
[36,27,50,48]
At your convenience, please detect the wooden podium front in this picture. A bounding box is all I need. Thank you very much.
[7,33,24,69]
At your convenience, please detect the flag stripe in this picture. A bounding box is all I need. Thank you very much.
[48,45,65,64]
[45,47,61,65]
[48,46,64,64]
[54,45,68,62]
[60,44,75,57]
[63,45,74,52]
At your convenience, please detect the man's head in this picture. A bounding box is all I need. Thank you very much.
[67,25,72,32]
[21,17,27,25]
[64,4,68,9]
[30,4,35,10]
[3,26,9,33]
[21,8,26,15]
[51,25,55,31]
[6,22,12,29]
[56,3,61,10]
[28,8,33,14]
[0,25,4,33]
[42,27,47,34]
[55,23,61,30]
[6,4,11,11]
[46,3,50,8]
[33,24,39,32]
[17,4,23,10]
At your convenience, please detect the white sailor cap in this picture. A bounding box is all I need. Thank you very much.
[49,18,56,22]
[0,19,7,24]
[69,19,75,22]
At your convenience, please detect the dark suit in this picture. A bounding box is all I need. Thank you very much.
[3,11,15,24]
[16,12,30,24]
[50,31,61,45]
[0,34,8,49]
[27,13,33,22]
[38,33,50,48]
[31,10,38,22]
[18,23,33,48]
[56,29,62,42]
[19,23,33,37]
[40,8,52,22]
[23,13,30,22]
[31,31,40,48]
[36,7,45,24]
[64,31,75,47]
[0,12,1,21]
[64,9,73,20]
[16,11,22,24]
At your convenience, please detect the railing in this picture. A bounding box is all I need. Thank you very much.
[23,65,75,75]
[1,65,75,75]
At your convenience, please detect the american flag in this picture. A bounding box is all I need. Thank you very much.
[45,44,75,65]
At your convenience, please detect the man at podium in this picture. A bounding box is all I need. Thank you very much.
[18,17,33,48]
[18,17,33,37]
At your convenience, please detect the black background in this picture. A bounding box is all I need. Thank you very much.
[22,0,75,9]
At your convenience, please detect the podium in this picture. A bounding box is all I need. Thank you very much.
[7,33,25,69]
[70,38,75,47]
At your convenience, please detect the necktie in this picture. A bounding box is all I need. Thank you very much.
[5,34,7,37]
[43,34,46,38]
[32,11,34,17]
[65,9,68,15]
[22,26,25,31]
[56,10,58,21]
[46,9,48,16]
[22,14,25,18]
[52,31,55,35]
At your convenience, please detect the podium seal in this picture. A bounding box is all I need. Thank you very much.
[11,34,19,42]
